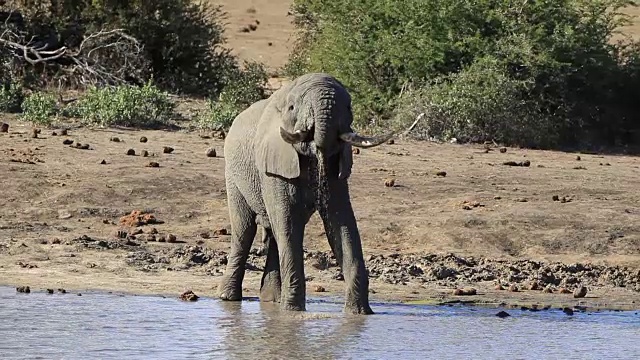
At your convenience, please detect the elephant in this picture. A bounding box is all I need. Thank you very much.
[217,72,420,314]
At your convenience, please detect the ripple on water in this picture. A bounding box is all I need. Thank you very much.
[0,287,639,360]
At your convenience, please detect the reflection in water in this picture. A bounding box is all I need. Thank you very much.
[0,287,639,360]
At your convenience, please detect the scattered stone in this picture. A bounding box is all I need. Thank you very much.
[180,290,199,301]
[167,234,177,243]
[552,195,560,201]
[452,287,477,296]
[119,210,163,227]
[100,159,107,165]
[147,161,160,168]
[558,287,572,294]
[352,148,360,155]
[562,307,574,316]
[499,147,507,153]
[16,286,30,293]
[115,230,128,239]
[528,281,541,291]
[58,288,66,294]
[157,235,167,242]
[384,178,395,187]
[140,136,148,143]
[461,200,484,210]
[63,139,74,145]
[0,123,8,132]
[493,196,502,200]
[508,284,519,292]
[31,128,41,138]
[576,155,581,161]
[59,129,68,136]
[46,289,54,294]
[110,136,121,142]
[217,130,226,139]
[126,149,135,156]
[495,310,511,318]
[573,286,588,298]
[436,171,447,177]
[142,150,149,157]
[51,131,58,136]
[573,166,587,170]
[313,285,326,293]
[515,198,528,203]
[543,286,553,294]
[206,148,217,157]
[494,284,504,290]
[162,146,174,154]
[213,228,229,236]
[387,139,395,145]
[503,160,530,167]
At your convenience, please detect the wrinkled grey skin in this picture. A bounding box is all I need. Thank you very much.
[218,73,419,314]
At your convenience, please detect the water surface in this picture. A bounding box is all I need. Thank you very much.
[0,286,639,359]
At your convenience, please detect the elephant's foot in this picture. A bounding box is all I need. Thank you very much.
[217,278,242,301]
[259,273,282,303]
[343,302,374,315]
[281,301,306,312]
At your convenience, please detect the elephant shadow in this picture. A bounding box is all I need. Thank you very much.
[209,300,368,359]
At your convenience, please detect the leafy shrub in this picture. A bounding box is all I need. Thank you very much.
[73,82,176,128]
[287,0,640,149]
[21,92,58,125]
[197,61,269,130]
[0,80,25,113]
[395,56,559,148]
[1,0,255,97]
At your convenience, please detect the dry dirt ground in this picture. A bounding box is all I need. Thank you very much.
[1,119,639,311]
[1,1,640,312]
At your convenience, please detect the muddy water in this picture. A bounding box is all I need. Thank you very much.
[0,287,639,360]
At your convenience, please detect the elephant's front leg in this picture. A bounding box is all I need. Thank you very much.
[218,184,258,301]
[263,177,307,311]
[259,227,281,303]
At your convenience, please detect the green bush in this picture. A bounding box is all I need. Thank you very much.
[73,82,176,128]
[287,0,640,148]
[21,92,58,125]
[0,81,25,113]
[197,61,269,130]
[2,0,256,97]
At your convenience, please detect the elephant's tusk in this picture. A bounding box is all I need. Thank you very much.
[280,127,309,144]
[339,113,423,148]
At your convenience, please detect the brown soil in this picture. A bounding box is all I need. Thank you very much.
[1,1,640,311]
[1,119,639,310]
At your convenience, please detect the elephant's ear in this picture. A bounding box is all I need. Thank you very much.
[255,122,300,179]
[338,143,353,180]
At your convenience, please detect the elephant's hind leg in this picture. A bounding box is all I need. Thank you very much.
[259,227,281,303]
[218,184,257,301]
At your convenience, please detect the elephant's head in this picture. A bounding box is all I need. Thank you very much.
[256,72,414,182]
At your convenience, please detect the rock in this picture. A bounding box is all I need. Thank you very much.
[46,289,54,294]
[502,160,530,167]
[179,290,199,302]
[110,136,121,142]
[562,307,574,316]
[494,284,505,290]
[140,136,148,143]
[100,159,107,165]
[59,129,68,136]
[16,286,30,293]
[508,284,519,292]
[436,171,447,177]
[499,147,507,153]
[126,149,135,156]
[147,161,160,168]
[167,234,177,243]
[58,288,66,294]
[162,146,174,154]
[543,286,553,294]
[51,131,57,136]
[573,286,588,298]
[213,228,229,236]
[552,195,560,201]
[63,139,74,145]
[495,310,511,318]
[0,123,8,132]
[217,130,226,139]
[528,281,541,290]
[31,128,41,138]
[142,150,149,157]
[313,285,326,293]
[384,178,395,187]
[206,148,217,157]
[352,148,360,155]
[576,155,581,161]
[387,139,395,145]
[453,287,476,296]
[558,287,572,294]
[119,210,163,227]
